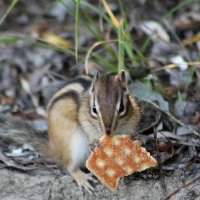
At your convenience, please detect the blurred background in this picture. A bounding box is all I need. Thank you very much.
[0,0,200,184]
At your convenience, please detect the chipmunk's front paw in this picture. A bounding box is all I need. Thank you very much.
[71,170,97,194]
[78,172,97,194]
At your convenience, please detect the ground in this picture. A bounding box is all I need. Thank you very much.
[0,168,199,200]
[0,1,200,199]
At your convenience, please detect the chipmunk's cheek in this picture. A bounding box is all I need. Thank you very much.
[112,127,118,135]
[116,130,123,135]
[99,128,105,136]
[98,121,105,134]
[114,124,118,131]
[115,126,125,135]
[96,125,105,137]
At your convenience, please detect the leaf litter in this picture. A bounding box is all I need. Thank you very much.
[0,0,200,199]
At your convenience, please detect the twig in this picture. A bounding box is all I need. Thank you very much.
[153,126,167,194]
[153,62,200,72]
[84,40,116,74]
[161,174,200,200]
[149,101,200,137]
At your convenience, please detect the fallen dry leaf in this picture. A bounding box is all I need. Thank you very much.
[41,33,72,48]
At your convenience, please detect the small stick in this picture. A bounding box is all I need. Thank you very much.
[149,101,200,137]
[153,126,167,194]
[161,174,200,200]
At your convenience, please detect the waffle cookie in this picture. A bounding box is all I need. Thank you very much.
[86,135,157,191]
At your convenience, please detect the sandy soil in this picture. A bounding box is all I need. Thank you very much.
[0,168,199,200]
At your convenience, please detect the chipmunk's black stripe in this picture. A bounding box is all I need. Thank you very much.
[49,91,79,110]
[49,76,93,110]
[68,77,92,90]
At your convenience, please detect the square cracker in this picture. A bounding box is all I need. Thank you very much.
[86,135,157,190]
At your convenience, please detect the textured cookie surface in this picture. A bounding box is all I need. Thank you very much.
[86,135,157,190]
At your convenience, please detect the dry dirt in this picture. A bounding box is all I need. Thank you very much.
[0,168,199,200]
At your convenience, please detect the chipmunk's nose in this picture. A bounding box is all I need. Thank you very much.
[105,128,111,135]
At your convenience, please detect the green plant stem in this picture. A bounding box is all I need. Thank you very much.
[0,35,75,55]
[0,0,19,26]
[57,0,74,15]
[84,40,117,74]
[164,0,196,18]
[75,0,80,61]
[118,20,124,73]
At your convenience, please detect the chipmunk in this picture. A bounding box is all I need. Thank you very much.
[0,70,140,193]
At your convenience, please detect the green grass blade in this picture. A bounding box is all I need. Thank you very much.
[0,35,75,55]
[81,1,112,27]
[123,22,139,66]
[0,0,19,26]
[57,0,74,16]
[118,20,124,72]
[0,36,21,43]
[140,35,151,55]
[59,0,118,67]
[93,52,117,72]
[75,0,80,61]
[84,40,116,73]
[164,0,196,18]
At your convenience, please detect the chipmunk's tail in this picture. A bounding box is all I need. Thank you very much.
[0,115,48,150]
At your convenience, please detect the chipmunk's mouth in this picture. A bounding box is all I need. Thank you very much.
[105,128,111,135]
[104,129,120,136]
[103,124,118,135]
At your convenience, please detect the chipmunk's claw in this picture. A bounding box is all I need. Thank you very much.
[71,170,97,194]
[80,182,93,194]
[79,173,98,194]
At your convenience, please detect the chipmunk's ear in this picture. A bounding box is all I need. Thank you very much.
[116,70,127,91]
[90,70,99,93]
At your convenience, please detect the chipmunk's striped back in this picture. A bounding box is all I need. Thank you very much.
[47,75,93,112]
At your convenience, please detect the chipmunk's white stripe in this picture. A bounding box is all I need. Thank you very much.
[53,83,84,100]
[116,93,121,112]
[47,83,85,112]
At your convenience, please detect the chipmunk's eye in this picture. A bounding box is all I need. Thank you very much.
[119,102,124,113]
[93,105,97,114]
[91,97,98,117]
